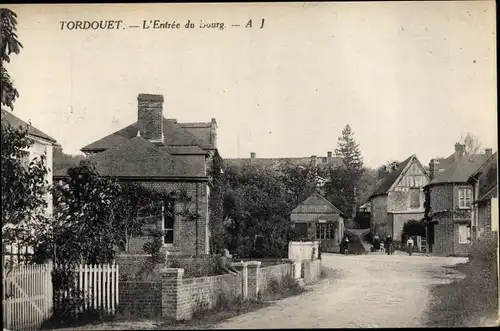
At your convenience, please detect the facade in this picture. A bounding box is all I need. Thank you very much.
[290,192,345,252]
[2,109,58,263]
[369,154,430,241]
[467,151,498,240]
[424,143,491,256]
[54,93,219,256]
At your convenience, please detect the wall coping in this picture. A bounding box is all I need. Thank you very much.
[246,261,262,267]
[159,268,185,278]
[232,261,248,267]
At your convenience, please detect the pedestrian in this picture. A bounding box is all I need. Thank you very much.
[406,236,414,256]
[373,233,380,251]
[385,234,393,255]
[343,236,350,255]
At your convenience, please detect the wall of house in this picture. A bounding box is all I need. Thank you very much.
[126,181,210,256]
[30,138,54,217]
[370,195,388,236]
[432,212,454,256]
[429,184,454,212]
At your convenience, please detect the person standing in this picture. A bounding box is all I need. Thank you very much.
[343,237,350,255]
[385,234,393,255]
[406,236,414,256]
[373,233,380,251]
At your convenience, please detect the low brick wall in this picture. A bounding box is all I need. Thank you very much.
[258,262,294,294]
[302,259,321,284]
[118,281,162,317]
[166,255,219,278]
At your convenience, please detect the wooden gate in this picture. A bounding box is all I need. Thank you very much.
[2,263,54,331]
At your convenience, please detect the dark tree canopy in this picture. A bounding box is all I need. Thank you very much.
[1,8,23,110]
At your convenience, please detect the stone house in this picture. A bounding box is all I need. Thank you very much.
[290,192,346,252]
[467,151,498,240]
[424,143,491,256]
[2,109,58,263]
[54,93,219,256]
[368,154,430,241]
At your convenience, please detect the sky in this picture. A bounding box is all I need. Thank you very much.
[5,2,497,168]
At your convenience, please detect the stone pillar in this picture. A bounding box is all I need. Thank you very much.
[246,261,261,299]
[232,261,248,299]
[160,268,186,321]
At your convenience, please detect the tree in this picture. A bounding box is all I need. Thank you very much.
[208,150,225,254]
[376,160,400,180]
[332,124,364,218]
[1,8,23,110]
[279,163,319,207]
[1,121,49,248]
[53,147,86,172]
[460,132,482,155]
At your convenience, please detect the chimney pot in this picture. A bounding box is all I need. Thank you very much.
[327,151,332,163]
[137,93,164,143]
[250,152,256,159]
[311,155,318,167]
[454,142,465,162]
[485,148,493,158]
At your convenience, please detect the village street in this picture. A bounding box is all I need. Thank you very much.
[214,252,468,329]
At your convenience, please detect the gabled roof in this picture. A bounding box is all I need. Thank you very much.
[63,136,207,179]
[428,153,489,186]
[290,192,344,216]
[81,118,213,153]
[1,109,58,144]
[468,151,498,201]
[369,155,414,199]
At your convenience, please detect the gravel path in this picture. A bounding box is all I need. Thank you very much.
[213,252,467,329]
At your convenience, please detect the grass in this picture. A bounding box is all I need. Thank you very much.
[425,232,498,327]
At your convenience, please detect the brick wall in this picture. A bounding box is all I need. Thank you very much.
[430,184,453,212]
[433,213,454,256]
[118,281,162,317]
[258,262,294,295]
[131,181,210,256]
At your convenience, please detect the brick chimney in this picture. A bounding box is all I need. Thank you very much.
[311,155,317,167]
[485,148,492,158]
[454,143,465,162]
[137,93,164,143]
[250,152,256,159]
[327,151,332,163]
[210,118,217,149]
[429,159,440,180]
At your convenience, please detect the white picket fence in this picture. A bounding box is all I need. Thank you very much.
[2,262,119,331]
[53,263,119,315]
[2,263,53,331]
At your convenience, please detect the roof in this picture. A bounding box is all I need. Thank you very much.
[1,109,57,144]
[56,136,207,179]
[369,155,414,198]
[81,118,215,153]
[468,151,498,201]
[290,192,345,216]
[428,153,490,186]
[224,156,344,169]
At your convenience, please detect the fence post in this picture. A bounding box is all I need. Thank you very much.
[160,268,186,321]
[232,262,248,299]
[246,261,261,299]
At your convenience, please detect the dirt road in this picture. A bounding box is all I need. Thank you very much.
[214,252,467,329]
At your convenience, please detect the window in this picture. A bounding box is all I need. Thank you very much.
[295,223,308,237]
[458,225,471,244]
[163,199,175,244]
[458,188,473,209]
[410,188,420,208]
[316,223,334,240]
[414,176,421,188]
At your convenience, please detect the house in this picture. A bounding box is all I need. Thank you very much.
[423,143,491,256]
[290,192,346,252]
[368,154,430,241]
[54,93,219,256]
[1,109,58,263]
[467,150,498,240]
[225,152,343,170]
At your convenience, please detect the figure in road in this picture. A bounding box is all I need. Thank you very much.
[385,234,394,255]
[343,236,350,255]
[373,233,381,252]
[406,236,414,256]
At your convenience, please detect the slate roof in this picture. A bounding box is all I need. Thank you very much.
[81,118,214,153]
[428,153,490,186]
[1,109,57,144]
[55,136,206,179]
[290,192,345,216]
[369,155,414,198]
[224,156,344,169]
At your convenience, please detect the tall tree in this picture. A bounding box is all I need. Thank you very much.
[1,8,23,110]
[376,160,400,180]
[460,132,482,155]
[333,124,364,218]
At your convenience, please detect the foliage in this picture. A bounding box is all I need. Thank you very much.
[142,229,166,264]
[376,160,400,180]
[53,147,86,172]
[221,164,294,258]
[1,120,49,248]
[460,132,482,155]
[279,163,321,207]
[208,150,226,254]
[401,220,426,242]
[1,8,23,109]
[330,124,364,218]
[324,166,351,216]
